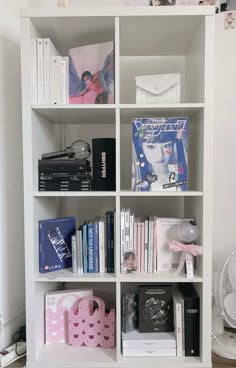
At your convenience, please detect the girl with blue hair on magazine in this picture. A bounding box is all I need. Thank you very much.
[132,118,188,192]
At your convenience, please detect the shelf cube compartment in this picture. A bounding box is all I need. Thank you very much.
[119,16,206,104]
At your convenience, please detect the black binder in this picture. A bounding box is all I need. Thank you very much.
[178,283,200,356]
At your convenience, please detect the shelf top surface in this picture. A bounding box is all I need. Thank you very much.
[32,104,204,125]
[34,268,203,283]
[34,190,203,197]
[21,6,215,18]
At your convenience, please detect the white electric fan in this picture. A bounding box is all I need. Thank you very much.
[212,251,236,359]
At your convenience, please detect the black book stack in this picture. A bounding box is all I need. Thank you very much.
[38,159,92,191]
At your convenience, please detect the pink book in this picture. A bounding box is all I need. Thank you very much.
[136,218,141,273]
[153,216,157,273]
[45,288,93,344]
[140,221,145,273]
[133,218,138,273]
[69,41,114,105]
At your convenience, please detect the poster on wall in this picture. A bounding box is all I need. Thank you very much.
[224,11,236,29]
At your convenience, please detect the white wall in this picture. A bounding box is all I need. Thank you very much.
[0,0,35,349]
[212,12,236,271]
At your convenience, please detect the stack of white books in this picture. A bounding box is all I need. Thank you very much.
[33,38,69,105]
[122,330,176,357]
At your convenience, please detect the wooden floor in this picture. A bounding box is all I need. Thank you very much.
[212,352,236,367]
[8,356,26,367]
[7,353,236,367]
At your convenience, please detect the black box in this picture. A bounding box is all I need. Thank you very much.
[92,138,116,191]
[139,285,174,333]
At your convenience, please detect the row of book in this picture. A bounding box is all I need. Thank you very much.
[122,284,199,357]
[121,209,193,274]
[71,211,115,273]
[34,37,115,105]
[34,38,69,104]
[39,213,115,273]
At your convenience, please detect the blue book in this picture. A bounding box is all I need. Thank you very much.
[39,217,76,273]
[82,221,88,273]
[87,220,94,273]
[93,217,99,272]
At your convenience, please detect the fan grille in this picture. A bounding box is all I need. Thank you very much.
[215,252,236,329]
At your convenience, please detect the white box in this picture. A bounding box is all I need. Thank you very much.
[122,330,176,349]
[122,347,176,357]
[156,218,193,271]
[43,38,59,104]
[49,56,63,104]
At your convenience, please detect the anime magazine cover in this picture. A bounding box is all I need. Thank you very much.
[132,117,189,192]
[69,41,114,104]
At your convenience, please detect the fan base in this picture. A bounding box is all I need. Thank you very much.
[212,331,236,360]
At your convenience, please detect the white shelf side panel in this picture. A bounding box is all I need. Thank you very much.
[21,17,44,363]
[201,14,214,365]
[185,17,205,103]
[187,109,204,192]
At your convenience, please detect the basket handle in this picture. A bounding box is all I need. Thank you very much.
[56,294,80,309]
[77,297,105,313]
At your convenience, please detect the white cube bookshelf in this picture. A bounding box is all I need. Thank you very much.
[20,5,214,368]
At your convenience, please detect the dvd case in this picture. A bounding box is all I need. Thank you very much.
[132,117,189,192]
[139,285,174,333]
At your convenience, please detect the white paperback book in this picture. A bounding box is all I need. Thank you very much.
[61,56,69,104]
[175,287,185,356]
[122,330,176,349]
[173,288,183,356]
[99,217,105,273]
[120,208,125,271]
[49,55,62,104]
[156,218,193,272]
[124,208,130,253]
[43,38,59,104]
[144,217,149,273]
[37,38,44,104]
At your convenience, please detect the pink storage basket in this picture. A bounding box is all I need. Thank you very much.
[68,297,115,348]
[45,294,90,344]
